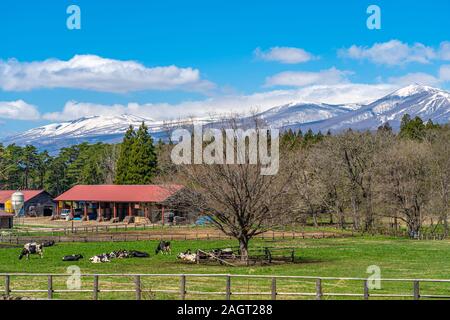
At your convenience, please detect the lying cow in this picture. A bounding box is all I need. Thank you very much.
[129,250,150,258]
[62,254,83,262]
[42,240,56,247]
[155,241,171,255]
[109,250,149,259]
[19,243,44,260]
[90,254,110,263]
[177,249,197,263]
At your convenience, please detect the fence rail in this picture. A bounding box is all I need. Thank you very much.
[2,273,450,300]
[0,229,347,244]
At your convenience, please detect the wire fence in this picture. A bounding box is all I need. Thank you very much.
[2,273,450,300]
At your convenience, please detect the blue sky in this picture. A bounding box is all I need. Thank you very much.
[0,0,449,136]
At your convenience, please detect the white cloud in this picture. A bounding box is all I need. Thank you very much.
[43,84,397,122]
[265,68,351,87]
[0,55,214,93]
[254,47,316,64]
[339,40,437,65]
[439,42,450,60]
[388,72,441,87]
[439,65,450,82]
[0,100,40,120]
[386,66,450,86]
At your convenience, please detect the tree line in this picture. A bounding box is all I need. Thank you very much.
[1,114,448,248]
[162,114,449,260]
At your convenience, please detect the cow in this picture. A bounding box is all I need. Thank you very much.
[89,254,110,263]
[129,250,150,258]
[19,243,44,260]
[177,249,197,263]
[155,241,171,255]
[62,254,83,262]
[42,240,56,247]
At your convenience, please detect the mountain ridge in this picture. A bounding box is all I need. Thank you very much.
[2,85,450,152]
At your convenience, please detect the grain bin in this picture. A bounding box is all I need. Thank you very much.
[11,191,24,216]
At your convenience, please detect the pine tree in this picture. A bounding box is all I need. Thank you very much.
[127,122,158,184]
[114,125,136,184]
[400,114,426,140]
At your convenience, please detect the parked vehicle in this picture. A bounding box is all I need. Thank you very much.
[60,209,71,219]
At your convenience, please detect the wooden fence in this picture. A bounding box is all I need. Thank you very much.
[2,273,450,300]
[0,229,348,244]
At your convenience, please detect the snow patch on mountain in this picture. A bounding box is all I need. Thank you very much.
[2,85,450,152]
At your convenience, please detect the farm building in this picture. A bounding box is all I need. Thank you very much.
[0,211,14,229]
[0,190,56,217]
[54,185,191,223]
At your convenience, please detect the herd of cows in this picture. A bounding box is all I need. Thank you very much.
[17,241,172,263]
[17,241,238,265]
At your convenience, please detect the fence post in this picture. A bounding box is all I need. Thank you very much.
[413,281,420,300]
[93,275,99,300]
[180,275,186,300]
[271,277,277,300]
[5,275,10,296]
[316,278,323,300]
[363,280,369,300]
[225,275,231,300]
[135,275,141,300]
[47,275,53,300]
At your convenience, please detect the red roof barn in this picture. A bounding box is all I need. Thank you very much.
[54,185,185,223]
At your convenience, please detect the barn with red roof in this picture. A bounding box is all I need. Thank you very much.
[54,185,186,223]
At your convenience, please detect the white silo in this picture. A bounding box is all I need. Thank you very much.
[11,191,25,216]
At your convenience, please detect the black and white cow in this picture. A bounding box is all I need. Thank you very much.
[89,254,110,263]
[19,243,44,260]
[177,249,197,263]
[155,241,171,255]
[62,254,83,261]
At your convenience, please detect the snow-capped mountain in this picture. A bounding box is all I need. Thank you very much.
[256,102,361,128]
[2,114,159,153]
[290,85,450,133]
[2,85,450,152]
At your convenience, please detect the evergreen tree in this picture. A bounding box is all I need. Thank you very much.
[400,114,426,140]
[114,126,136,184]
[127,122,158,184]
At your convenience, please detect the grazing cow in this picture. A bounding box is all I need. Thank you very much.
[62,254,83,262]
[19,243,44,260]
[155,241,171,255]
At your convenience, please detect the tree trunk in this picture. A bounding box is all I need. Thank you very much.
[312,212,319,228]
[239,237,249,262]
[444,215,449,238]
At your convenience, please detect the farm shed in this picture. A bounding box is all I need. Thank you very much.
[54,185,190,223]
[0,190,56,217]
[0,211,13,229]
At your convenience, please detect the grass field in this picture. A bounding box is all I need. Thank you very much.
[2,236,450,300]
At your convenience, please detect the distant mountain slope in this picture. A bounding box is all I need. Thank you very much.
[2,114,159,153]
[2,85,450,152]
[256,102,361,128]
[288,85,450,133]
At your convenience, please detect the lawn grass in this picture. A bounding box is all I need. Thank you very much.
[1,236,450,300]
